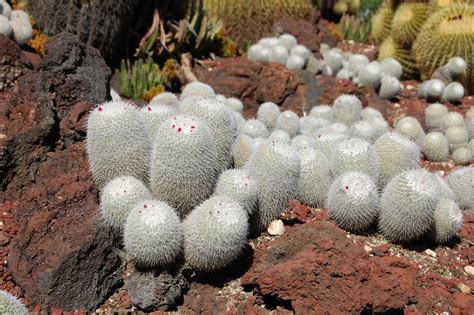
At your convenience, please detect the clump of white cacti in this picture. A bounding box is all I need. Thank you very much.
[0,6,32,45]
[248,34,309,70]
[213,169,258,215]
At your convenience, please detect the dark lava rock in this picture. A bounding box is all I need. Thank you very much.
[0,35,33,92]
[124,268,189,312]
[2,33,120,312]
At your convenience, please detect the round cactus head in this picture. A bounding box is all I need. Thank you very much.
[225,97,244,114]
[395,116,425,147]
[431,198,463,244]
[257,102,280,131]
[446,167,474,213]
[291,135,316,151]
[270,45,289,65]
[100,176,152,230]
[330,137,380,182]
[268,129,291,145]
[309,105,333,121]
[442,82,464,104]
[374,131,421,187]
[381,58,403,79]
[378,75,401,100]
[423,132,449,162]
[452,147,473,165]
[0,290,27,315]
[149,92,179,107]
[425,103,448,131]
[441,111,464,131]
[86,101,150,188]
[350,120,376,143]
[358,62,383,89]
[299,116,330,137]
[446,56,467,78]
[180,81,215,101]
[214,169,258,215]
[426,79,446,101]
[314,133,348,159]
[332,94,362,126]
[150,114,218,216]
[242,119,269,139]
[0,1,12,18]
[361,107,383,121]
[183,196,248,272]
[124,200,183,267]
[10,10,33,45]
[445,126,468,152]
[290,44,310,61]
[286,54,306,70]
[323,50,344,73]
[278,33,297,51]
[248,43,264,61]
[0,15,12,37]
[276,110,300,137]
[326,171,380,232]
[297,149,332,207]
[348,54,370,72]
[139,104,177,140]
[379,169,440,242]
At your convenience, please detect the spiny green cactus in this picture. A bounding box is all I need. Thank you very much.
[183,195,248,271]
[116,58,167,100]
[337,14,371,43]
[124,200,183,267]
[327,171,380,232]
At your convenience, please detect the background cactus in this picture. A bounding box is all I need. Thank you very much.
[445,126,469,152]
[330,138,380,182]
[242,119,269,139]
[395,116,425,147]
[326,171,380,232]
[276,110,300,138]
[183,195,248,271]
[150,115,218,217]
[390,3,429,47]
[425,103,448,131]
[86,101,151,188]
[332,94,362,126]
[423,132,450,162]
[180,81,216,101]
[379,169,440,242]
[452,147,472,165]
[139,104,178,140]
[213,169,258,215]
[268,130,291,144]
[100,176,152,230]
[124,200,183,267]
[374,131,421,187]
[257,102,281,131]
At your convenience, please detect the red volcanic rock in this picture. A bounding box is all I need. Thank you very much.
[2,33,120,312]
[195,57,390,119]
[241,221,466,314]
[0,35,33,92]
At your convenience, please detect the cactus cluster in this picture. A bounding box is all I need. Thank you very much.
[0,4,32,45]
[417,57,467,104]
[421,105,473,165]
[87,82,471,276]
[248,33,310,70]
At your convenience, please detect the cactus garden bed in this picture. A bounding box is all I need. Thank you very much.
[1,1,474,314]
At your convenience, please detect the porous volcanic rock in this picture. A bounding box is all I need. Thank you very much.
[241,220,462,314]
[195,57,390,118]
[0,35,33,92]
[2,33,120,312]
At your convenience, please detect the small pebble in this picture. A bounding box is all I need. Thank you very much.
[425,249,437,258]
[364,245,372,253]
[267,219,285,236]
[464,265,474,275]
[458,283,471,294]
